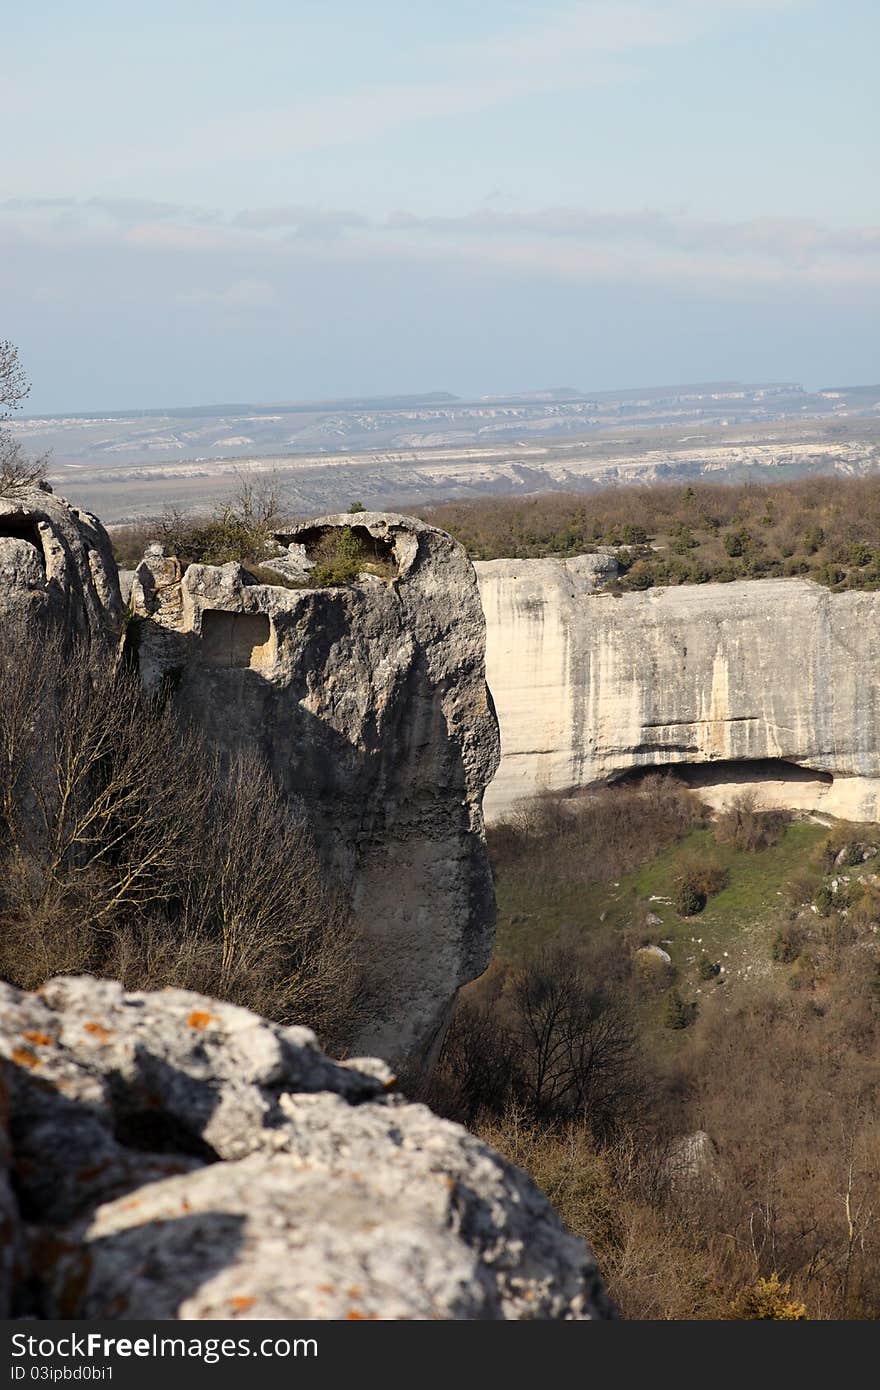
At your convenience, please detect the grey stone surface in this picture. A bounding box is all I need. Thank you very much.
[0,977,612,1321]
[476,565,880,822]
[0,482,123,650]
[130,514,501,1062]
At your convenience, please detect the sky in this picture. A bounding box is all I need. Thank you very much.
[3,0,879,412]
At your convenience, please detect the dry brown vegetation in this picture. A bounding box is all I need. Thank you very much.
[111,481,387,590]
[488,776,705,888]
[419,475,880,590]
[412,782,880,1319]
[0,623,362,1049]
[111,473,290,570]
[715,792,791,852]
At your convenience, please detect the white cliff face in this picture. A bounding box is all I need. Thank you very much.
[476,562,880,822]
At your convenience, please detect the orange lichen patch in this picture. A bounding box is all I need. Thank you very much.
[187,1010,217,1031]
[347,1286,363,1298]
[346,1311,377,1320]
[10,1046,40,1069]
[119,1197,142,1213]
[83,1022,114,1043]
[180,1199,193,1213]
[317,1284,335,1294]
[229,1296,256,1312]
[21,1031,54,1047]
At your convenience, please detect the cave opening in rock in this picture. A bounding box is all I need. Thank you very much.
[611,758,836,814]
[633,759,834,791]
[0,515,46,578]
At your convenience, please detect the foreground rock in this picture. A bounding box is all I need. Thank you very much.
[131,513,501,1063]
[0,977,612,1321]
[477,564,880,822]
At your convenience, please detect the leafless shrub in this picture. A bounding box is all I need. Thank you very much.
[714,792,790,852]
[488,775,705,887]
[0,623,362,1048]
[109,471,294,570]
[0,431,48,497]
[0,339,29,419]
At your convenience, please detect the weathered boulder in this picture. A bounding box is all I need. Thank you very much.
[0,482,123,650]
[130,514,500,1063]
[0,976,612,1321]
[476,565,880,822]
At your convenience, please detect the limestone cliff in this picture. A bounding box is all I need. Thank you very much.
[0,976,612,1321]
[130,513,500,1062]
[0,482,123,649]
[477,560,880,821]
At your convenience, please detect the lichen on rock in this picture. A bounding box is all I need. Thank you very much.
[0,976,613,1321]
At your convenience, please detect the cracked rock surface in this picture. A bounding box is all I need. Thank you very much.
[0,976,613,1321]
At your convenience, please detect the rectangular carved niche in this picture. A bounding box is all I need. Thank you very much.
[200,610,273,669]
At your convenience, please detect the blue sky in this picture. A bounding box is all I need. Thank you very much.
[3,1,878,411]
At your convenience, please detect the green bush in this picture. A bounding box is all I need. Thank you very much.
[772,924,803,964]
[676,881,706,917]
[308,526,394,587]
[697,954,721,980]
[839,842,863,867]
[723,529,749,557]
[663,988,696,1029]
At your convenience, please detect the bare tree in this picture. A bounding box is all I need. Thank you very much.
[0,341,47,493]
[0,624,363,1047]
[512,946,641,1133]
[0,339,29,419]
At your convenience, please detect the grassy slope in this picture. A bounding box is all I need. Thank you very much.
[493,819,828,1052]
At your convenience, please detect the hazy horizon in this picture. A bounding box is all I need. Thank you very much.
[15,376,852,421]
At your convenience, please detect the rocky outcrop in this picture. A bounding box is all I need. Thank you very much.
[130,514,500,1063]
[0,976,612,1321]
[0,482,123,649]
[476,563,880,821]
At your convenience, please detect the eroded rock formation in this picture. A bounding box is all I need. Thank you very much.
[477,561,880,821]
[130,513,500,1062]
[0,482,123,649]
[0,976,612,1321]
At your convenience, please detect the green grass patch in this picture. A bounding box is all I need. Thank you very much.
[494,819,827,981]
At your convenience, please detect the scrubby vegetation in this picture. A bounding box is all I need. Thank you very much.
[411,778,880,1319]
[306,525,396,586]
[111,474,289,571]
[419,475,880,591]
[0,623,362,1049]
[111,481,393,590]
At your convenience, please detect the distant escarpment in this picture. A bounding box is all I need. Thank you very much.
[477,557,880,822]
[0,975,611,1320]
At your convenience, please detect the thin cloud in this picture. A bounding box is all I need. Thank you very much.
[107,0,809,174]
[2,193,877,294]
